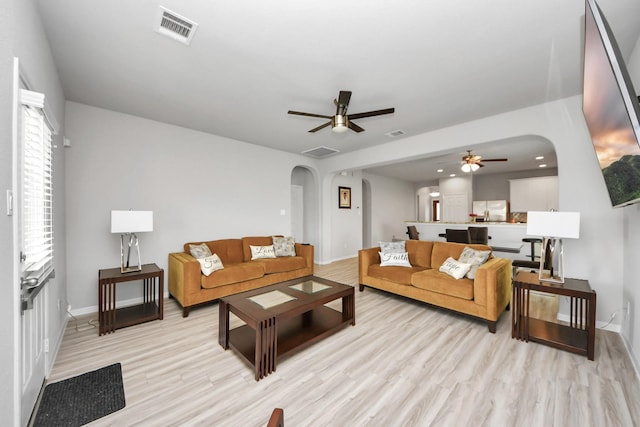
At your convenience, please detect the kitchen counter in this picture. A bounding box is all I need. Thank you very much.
[405,221,529,260]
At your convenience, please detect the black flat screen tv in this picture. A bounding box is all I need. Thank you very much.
[582,0,640,207]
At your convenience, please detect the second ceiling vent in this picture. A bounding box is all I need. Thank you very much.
[155,6,198,45]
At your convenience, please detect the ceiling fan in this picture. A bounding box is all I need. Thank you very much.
[287,90,395,133]
[461,150,508,172]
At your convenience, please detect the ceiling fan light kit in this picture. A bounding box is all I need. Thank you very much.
[331,115,349,133]
[461,150,507,172]
[288,91,394,134]
[461,162,480,173]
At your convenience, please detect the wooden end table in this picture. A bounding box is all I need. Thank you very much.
[512,271,596,360]
[98,263,164,335]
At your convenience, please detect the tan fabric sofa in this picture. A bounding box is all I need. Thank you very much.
[359,240,512,332]
[168,236,314,316]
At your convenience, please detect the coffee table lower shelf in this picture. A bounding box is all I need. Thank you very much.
[229,306,350,367]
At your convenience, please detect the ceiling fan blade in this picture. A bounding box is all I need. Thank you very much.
[348,107,395,120]
[348,121,365,133]
[481,158,508,162]
[308,121,332,133]
[337,91,352,107]
[288,110,332,119]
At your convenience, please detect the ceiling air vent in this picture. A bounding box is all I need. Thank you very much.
[385,129,406,138]
[301,146,339,158]
[155,6,199,45]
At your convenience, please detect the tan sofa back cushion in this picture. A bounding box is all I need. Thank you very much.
[184,239,244,264]
[405,240,434,267]
[430,241,492,269]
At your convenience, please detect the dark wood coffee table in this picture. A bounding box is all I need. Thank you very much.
[218,275,355,380]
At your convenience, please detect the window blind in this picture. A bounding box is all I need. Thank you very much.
[21,103,53,279]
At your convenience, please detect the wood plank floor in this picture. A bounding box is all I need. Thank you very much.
[44,258,640,426]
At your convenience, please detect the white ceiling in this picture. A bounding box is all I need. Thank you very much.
[34,0,640,181]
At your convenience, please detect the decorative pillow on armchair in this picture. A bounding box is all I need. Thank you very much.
[250,245,277,260]
[197,254,224,276]
[379,251,412,267]
[189,243,212,259]
[458,247,491,279]
[272,236,296,257]
[439,257,472,280]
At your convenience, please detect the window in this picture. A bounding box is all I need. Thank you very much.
[20,89,54,282]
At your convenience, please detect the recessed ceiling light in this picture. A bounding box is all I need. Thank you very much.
[437,169,444,173]
[536,156,544,160]
[449,173,456,177]
[539,164,547,168]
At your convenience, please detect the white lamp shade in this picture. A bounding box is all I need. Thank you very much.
[526,211,580,239]
[111,210,153,233]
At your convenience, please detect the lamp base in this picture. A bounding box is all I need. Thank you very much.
[120,233,142,274]
[538,237,565,284]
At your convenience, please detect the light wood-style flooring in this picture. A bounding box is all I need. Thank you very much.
[45,258,640,426]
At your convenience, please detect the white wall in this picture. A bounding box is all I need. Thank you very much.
[621,36,640,372]
[362,172,416,244]
[0,3,16,423]
[64,102,318,312]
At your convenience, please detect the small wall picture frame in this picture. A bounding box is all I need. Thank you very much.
[339,186,351,209]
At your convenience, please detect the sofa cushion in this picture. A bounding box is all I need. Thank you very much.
[368,264,427,285]
[273,236,296,256]
[405,240,433,268]
[458,247,491,279]
[431,241,491,269]
[379,240,406,254]
[184,239,244,264]
[201,262,265,289]
[243,236,277,261]
[188,243,212,259]
[251,256,307,274]
[439,257,472,279]
[197,254,224,276]
[411,269,474,300]
[379,251,411,267]
[250,245,277,259]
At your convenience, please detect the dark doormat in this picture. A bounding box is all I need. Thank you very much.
[33,363,126,427]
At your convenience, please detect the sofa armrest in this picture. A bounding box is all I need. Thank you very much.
[358,247,381,283]
[473,257,512,320]
[295,243,314,269]
[168,252,202,305]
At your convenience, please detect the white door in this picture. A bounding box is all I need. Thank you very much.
[14,61,50,426]
[291,185,304,242]
[442,192,468,223]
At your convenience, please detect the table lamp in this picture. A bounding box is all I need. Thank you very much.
[526,211,580,284]
[111,210,153,273]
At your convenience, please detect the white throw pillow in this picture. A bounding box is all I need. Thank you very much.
[272,236,296,257]
[197,254,224,276]
[379,251,412,267]
[250,245,277,260]
[379,240,406,254]
[189,243,212,259]
[458,247,491,279]
[439,257,472,280]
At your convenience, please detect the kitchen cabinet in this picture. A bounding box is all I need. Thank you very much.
[509,176,558,212]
